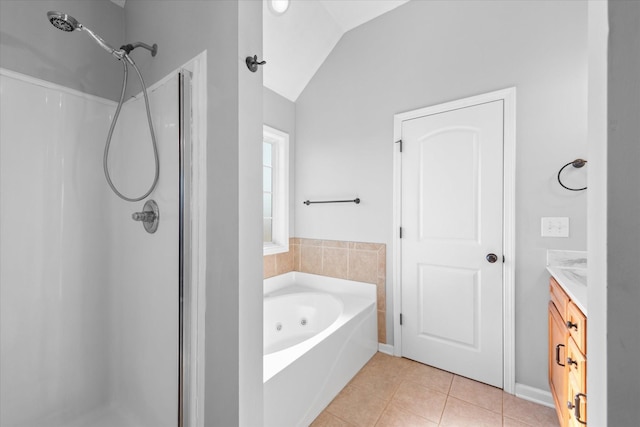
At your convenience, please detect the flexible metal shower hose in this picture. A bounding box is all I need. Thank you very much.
[103,55,160,202]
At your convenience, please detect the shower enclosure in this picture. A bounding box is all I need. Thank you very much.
[0,62,198,426]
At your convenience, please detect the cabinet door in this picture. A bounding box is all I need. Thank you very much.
[549,302,568,426]
[567,372,587,426]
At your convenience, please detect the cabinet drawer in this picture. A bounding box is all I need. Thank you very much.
[567,301,587,354]
[567,337,586,389]
[550,277,570,319]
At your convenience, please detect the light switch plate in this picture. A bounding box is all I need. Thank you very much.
[541,217,570,237]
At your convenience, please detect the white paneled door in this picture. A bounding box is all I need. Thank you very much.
[400,100,504,387]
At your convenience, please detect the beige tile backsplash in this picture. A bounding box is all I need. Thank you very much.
[264,237,387,343]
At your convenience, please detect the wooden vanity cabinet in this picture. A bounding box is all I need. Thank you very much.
[548,277,587,427]
[549,301,569,425]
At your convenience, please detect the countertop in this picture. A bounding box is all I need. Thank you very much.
[546,250,588,316]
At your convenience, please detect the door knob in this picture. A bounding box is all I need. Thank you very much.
[486,253,498,263]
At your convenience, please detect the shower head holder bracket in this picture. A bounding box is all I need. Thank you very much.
[120,42,158,57]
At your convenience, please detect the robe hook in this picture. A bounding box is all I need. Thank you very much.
[246,55,266,72]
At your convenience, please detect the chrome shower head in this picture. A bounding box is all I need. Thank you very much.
[47,11,80,32]
[46,11,123,59]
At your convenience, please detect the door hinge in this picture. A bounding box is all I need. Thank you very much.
[503,255,506,263]
[400,313,403,325]
[395,139,403,152]
[399,227,403,238]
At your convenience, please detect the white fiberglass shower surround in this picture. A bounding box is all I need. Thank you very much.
[0,52,206,426]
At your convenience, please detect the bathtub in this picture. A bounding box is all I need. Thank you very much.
[263,272,377,427]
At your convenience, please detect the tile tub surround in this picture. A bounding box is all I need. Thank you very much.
[264,238,387,343]
[311,352,559,427]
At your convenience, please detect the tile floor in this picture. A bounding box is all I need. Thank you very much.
[311,352,559,427]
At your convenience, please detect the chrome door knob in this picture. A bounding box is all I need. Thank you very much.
[486,253,498,263]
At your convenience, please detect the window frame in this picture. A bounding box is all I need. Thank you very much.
[263,125,289,255]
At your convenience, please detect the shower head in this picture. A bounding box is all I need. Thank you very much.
[46,11,123,59]
[47,11,80,32]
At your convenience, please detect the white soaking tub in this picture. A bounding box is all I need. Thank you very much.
[263,272,377,427]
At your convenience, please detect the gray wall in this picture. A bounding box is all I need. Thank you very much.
[295,0,588,393]
[0,0,124,100]
[125,1,264,425]
[264,86,296,236]
[607,1,640,424]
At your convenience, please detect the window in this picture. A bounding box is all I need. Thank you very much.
[263,125,289,255]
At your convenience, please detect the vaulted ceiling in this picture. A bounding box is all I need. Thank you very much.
[111,0,410,102]
[264,0,410,101]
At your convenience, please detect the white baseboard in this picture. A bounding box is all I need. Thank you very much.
[377,343,394,355]
[515,383,555,408]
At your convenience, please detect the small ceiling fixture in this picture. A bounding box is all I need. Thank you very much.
[268,0,290,16]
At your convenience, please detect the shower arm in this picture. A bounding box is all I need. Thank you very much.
[120,42,158,57]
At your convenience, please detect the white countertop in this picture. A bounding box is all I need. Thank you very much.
[546,266,588,316]
[546,249,587,316]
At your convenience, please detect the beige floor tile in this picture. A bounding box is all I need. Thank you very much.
[364,353,415,378]
[390,380,447,423]
[448,375,503,413]
[401,361,454,394]
[440,396,502,427]
[503,393,560,427]
[311,410,355,426]
[326,384,387,427]
[503,416,535,427]
[375,401,438,427]
[349,365,403,401]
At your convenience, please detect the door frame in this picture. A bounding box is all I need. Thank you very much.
[392,87,516,393]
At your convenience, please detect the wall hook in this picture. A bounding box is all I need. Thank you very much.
[246,55,266,72]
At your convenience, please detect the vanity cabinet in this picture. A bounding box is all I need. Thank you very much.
[548,277,587,427]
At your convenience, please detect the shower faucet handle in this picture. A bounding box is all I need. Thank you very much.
[132,211,156,222]
[131,200,159,234]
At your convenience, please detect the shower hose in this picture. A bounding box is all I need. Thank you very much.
[103,54,159,202]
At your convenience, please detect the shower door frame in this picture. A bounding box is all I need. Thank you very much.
[177,51,208,427]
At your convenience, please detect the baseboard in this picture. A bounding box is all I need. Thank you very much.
[377,343,394,355]
[514,383,555,408]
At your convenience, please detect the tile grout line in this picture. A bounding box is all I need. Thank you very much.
[372,372,406,426]
[324,407,354,426]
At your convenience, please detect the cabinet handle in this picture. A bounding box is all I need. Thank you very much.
[573,393,587,425]
[566,320,578,330]
[567,357,578,368]
[555,344,565,366]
